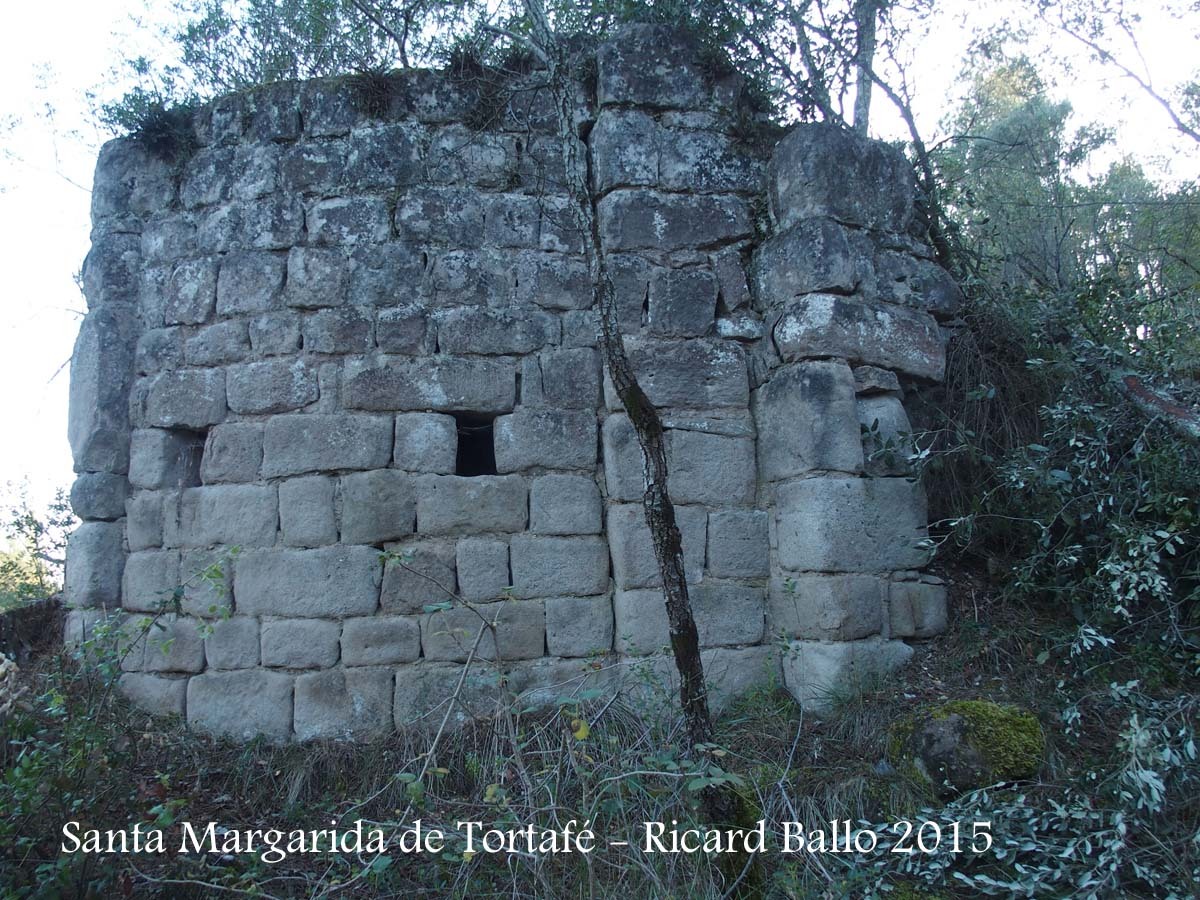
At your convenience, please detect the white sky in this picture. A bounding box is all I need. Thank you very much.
[0,0,1195,519]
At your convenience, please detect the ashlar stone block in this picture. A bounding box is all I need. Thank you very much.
[545,595,613,658]
[494,409,597,473]
[774,477,930,574]
[162,484,277,549]
[279,475,338,547]
[510,534,610,599]
[235,545,382,617]
[768,572,885,641]
[706,509,769,579]
[261,414,394,477]
[65,521,125,609]
[295,667,393,740]
[339,470,416,544]
[529,475,602,535]
[261,618,341,669]
[200,422,263,484]
[226,358,319,414]
[204,617,260,669]
[416,475,527,534]
[888,579,948,639]
[394,413,457,474]
[187,669,294,740]
[380,541,457,614]
[343,356,515,414]
[341,616,421,666]
[456,537,510,601]
[70,472,129,521]
[421,600,545,661]
[781,637,914,713]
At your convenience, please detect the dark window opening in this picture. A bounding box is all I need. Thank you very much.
[454,413,497,476]
[167,427,206,488]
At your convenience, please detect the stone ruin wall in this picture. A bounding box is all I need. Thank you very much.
[64,25,959,741]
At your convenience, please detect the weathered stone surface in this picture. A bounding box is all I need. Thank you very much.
[888,579,948,638]
[235,546,382,617]
[660,127,763,193]
[522,348,601,409]
[142,369,228,429]
[286,246,348,308]
[91,137,176,220]
[344,356,515,413]
[392,661,504,729]
[394,413,457,474]
[163,485,277,549]
[204,617,260,669]
[648,267,717,336]
[510,534,610,599]
[711,248,751,311]
[395,186,484,245]
[339,470,415,544]
[126,491,163,551]
[279,476,337,547]
[506,656,621,709]
[513,252,590,310]
[753,360,863,481]
[858,394,914,476]
[607,503,706,590]
[853,365,901,395]
[140,217,194,265]
[707,509,769,579]
[869,250,963,315]
[455,537,509,601]
[261,414,394,477]
[69,304,138,474]
[422,600,544,661]
[483,193,541,248]
[307,196,391,245]
[217,251,285,315]
[349,242,426,307]
[529,475,602,535]
[164,258,219,325]
[70,472,129,521]
[753,219,864,303]
[768,572,884,641]
[134,327,183,376]
[598,190,752,252]
[430,250,512,307]
[781,637,914,712]
[65,522,125,609]
[664,429,755,505]
[249,311,302,355]
[137,614,206,673]
[122,549,180,614]
[227,358,319,414]
[119,673,187,717]
[128,428,204,491]
[604,338,748,410]
[200,422,263,483]
[341,616,421,665]
[775,477,929,573]
[770,123,916,233]
[375,305,432,355]
[614,582,763,654]
[494,409,597,473]
[380,542,457,614]
[184,320,249,366]
[437,307,558,355]
[772,293,945,382]
[597,24,712,110]
[82,232,141,307]
[178,547,235,617]
[261,618,341,668]
[427,125,516,188]
[301,306,373,354]
[187,669,294,740]
[295,667,393,740]
[590,109,658,193]
[416,475,527,534]
[544,595,613,657]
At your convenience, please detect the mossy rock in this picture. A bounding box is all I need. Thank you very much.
[893,700,1043,797]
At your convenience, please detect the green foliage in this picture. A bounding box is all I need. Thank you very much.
[0,488,74,611]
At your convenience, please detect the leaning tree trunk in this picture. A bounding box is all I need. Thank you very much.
[521,0,719,757]
[852,0,877,134]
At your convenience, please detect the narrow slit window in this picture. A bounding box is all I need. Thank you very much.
[453,413,497,477]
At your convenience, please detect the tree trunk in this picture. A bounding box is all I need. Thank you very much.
[520,0,719,757]
[853,0,877,134]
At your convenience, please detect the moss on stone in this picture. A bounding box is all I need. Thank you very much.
[932,700,1043,781]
